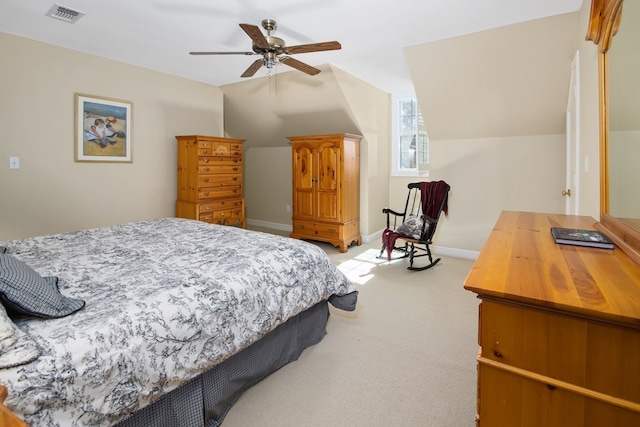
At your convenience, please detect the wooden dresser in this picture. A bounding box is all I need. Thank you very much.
[175,135,245,227]
[464,211,640,426]
[288,133,362,253]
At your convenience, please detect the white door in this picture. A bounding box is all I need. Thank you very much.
[565,51,580,214]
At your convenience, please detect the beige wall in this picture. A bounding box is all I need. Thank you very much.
[0,32,224,240]
[394,11,601,253]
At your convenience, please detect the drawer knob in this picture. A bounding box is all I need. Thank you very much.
[204,178,210,183]
[493,351,503,359]
[204,159,210,163]
[329,228,336,234]
[204,192,210,197]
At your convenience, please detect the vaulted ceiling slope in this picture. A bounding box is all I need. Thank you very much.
[408,12,581,140]
[1,0,583,94]
[221,64,374,149]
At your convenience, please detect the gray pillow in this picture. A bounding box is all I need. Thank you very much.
[396,215,424,240]
[0,254,85,318]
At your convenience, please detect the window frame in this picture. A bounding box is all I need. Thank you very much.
[392,94,429,177]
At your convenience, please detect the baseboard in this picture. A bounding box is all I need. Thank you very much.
[364,228,479,260]
[433,246,479,261]
[247,219,480,261]
[246,219,292,232]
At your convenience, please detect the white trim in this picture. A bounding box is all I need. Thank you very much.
[365,228,479,260]
[246,219,292,232]
[245,221,479,261]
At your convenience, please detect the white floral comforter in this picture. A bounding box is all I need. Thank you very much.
[0,218,357,426]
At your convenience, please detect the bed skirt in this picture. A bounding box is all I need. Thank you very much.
[114,300,331,427]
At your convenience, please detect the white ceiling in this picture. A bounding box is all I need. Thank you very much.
[1,0,583,94]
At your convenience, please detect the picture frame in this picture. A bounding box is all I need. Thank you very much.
[75,93,133,162]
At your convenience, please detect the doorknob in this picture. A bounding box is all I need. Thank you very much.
[562,189,572,197]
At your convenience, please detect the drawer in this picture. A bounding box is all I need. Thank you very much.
[198,186,241,200]
[212,208,242,221]
[477,362,640,427]
[197,139,242,154]
[200,209,244,226]
[199,199,243,214]
[198,174,242,188]
[479,300,640,404]
[198,160,242,174]
[210,142,241,157]
[197,139,212,149]
[198,157,242,168]
[292,220,343,240]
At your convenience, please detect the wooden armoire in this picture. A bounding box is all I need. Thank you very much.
[175,135,245,227]
[288,133,362,252]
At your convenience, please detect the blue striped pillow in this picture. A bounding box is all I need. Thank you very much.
[0,254,85,318]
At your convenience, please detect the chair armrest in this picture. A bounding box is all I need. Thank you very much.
[382,208,406,229]
[382,208,404,216]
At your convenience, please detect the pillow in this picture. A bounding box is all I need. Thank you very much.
[0,303,40,368]
[396,215,424,240]
[0,246,6,254]
[0,254,85,318]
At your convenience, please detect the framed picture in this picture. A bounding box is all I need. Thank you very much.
[75,93,133,162]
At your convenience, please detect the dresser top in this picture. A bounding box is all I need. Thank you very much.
[464,211,640,328]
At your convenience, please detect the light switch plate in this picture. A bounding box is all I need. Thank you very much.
[9,157,20,169]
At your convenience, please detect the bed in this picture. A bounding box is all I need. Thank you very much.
[0,218,357,426]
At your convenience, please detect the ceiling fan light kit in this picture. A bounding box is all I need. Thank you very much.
[190,19,341,78]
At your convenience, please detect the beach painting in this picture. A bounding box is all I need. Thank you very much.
[75,94,132,162]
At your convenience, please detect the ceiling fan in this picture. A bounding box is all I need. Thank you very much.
[189,19,341,78]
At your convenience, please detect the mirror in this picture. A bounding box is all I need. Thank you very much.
[587,0,640,263]
[608,0,640,222]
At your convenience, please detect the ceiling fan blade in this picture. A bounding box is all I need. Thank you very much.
[239,23,270,49]
[190,51,256,55]
[280,57,321,76]
[241,59,264,78]
[284,41,341,55]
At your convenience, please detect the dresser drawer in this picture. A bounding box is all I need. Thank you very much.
[198,159,242,174]
[199,199,243,214]
[477,361,640,427]
[292,220,343,240]
[205,141,241,157]
[198,174,242,188]
[198,157,242,168]
[479,299,640,404]
[199,208,243,226]
[198,186,242,200]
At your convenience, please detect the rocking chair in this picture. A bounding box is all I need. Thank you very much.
[380,181,450,271]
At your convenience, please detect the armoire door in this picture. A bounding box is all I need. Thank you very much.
[315,142,340,222]
[292,144,315,220]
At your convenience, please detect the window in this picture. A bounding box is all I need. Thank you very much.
[393,97,429,176]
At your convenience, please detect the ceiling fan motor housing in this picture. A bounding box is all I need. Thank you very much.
[253,36,285,54]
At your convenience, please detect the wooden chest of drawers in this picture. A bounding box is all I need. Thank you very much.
[464,211,640,426]
[175,135,245,227]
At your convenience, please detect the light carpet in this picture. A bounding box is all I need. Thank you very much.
[224,232,479,426]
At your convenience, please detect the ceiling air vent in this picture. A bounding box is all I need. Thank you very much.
[45,4,85,23]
